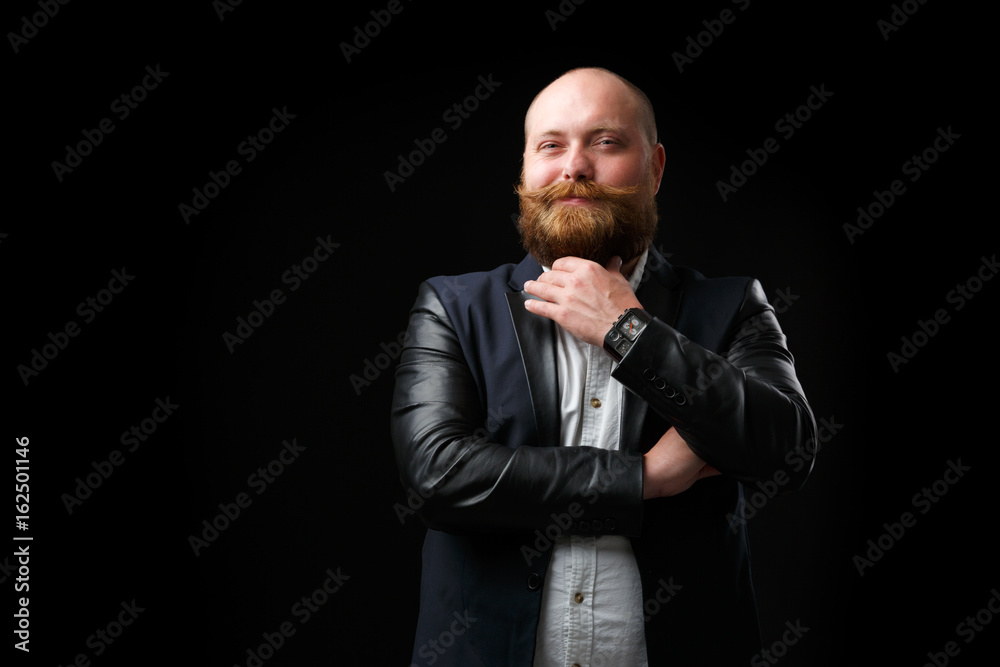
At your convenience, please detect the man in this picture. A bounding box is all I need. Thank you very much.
[391,67,816,666]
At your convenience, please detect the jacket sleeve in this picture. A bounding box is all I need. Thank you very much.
[612,278,816,490]
[391,281,645,535]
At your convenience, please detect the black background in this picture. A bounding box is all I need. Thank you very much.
[5,0,996,665]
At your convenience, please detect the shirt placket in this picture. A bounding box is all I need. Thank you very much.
[564,345,610,667]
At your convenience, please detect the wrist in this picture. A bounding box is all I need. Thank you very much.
[603,307,652,362]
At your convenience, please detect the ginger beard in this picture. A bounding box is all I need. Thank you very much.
[515,166,660,268]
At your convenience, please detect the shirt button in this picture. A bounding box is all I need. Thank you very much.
[590,397,602,408]
[572,663,582,667]
[574,592,584,604]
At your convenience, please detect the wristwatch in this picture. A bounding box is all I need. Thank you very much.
[603,308,652,362]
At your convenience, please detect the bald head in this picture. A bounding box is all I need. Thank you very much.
[524,67,658,152]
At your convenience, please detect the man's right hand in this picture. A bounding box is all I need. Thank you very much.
[642,428,720,499]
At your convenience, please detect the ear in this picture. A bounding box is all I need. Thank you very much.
[651,142,666,194]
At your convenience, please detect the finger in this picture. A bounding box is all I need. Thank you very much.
[531,270,569,287]
[522,279,561,302]
[550,255,597,272]
[523,297,559,320]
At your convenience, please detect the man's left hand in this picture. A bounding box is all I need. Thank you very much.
[523,256,642,347]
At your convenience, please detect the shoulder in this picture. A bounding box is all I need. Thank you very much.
[644,249,758,310]
[421,254,540,307]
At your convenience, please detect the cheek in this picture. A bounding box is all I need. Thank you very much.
[598,158,647,187]
[523,161,562,190]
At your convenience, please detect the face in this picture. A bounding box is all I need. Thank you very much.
[516,69,666,267]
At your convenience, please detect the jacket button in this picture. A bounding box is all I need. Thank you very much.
[527,573,542,591]
[604,518,617,532]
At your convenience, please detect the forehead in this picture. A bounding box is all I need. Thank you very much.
[525,73,643,141]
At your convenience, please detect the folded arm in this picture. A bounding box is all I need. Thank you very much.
[390,281,645,535]
[613,278,816,490]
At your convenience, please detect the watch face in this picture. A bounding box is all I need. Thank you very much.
[620,316,644,340]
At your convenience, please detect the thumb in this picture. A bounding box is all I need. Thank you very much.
[700,465,722,479]
[605,255,624,274]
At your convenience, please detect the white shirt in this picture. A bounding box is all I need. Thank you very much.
[533,251,649,667]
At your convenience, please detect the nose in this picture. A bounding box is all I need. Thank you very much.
[562,143,594,181]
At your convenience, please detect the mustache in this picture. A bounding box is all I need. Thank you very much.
[515,178,640,205]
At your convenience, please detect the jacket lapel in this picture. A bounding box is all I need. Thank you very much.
[505,255,561,449]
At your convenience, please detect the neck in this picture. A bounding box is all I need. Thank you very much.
[621,255,641,278]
